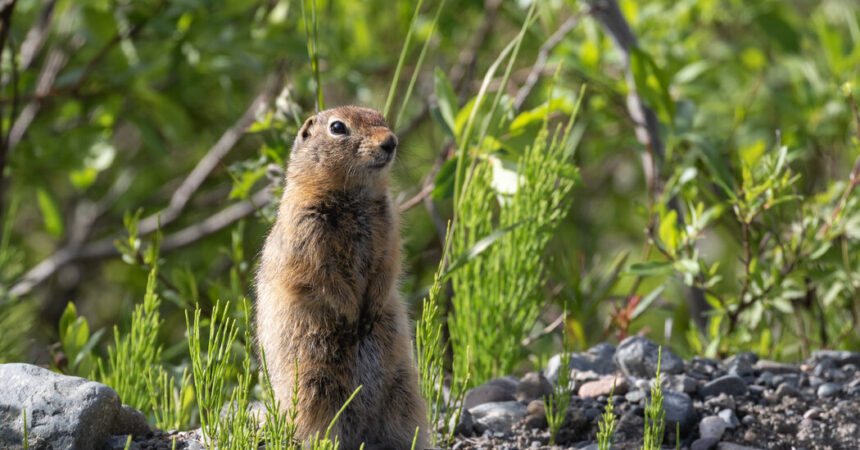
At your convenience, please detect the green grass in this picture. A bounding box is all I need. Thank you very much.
[448,80,581,383]
[144,366,194,431]
[642,347,666,450]
[21,408,28,450]
[597,381,618,450]
[97,263,164,412]
[545,317,573,445]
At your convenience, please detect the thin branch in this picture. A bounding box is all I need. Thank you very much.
[136,68,285,234]
[816,92,860,239]
[7,41,78,151]
[161,188,272,252]
[0,0,54,85]
[8,186,273,297]
[398,182,434,212]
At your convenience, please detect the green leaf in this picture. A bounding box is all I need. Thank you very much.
[755,10,799,53]
[659,209,679,252]
[59,302,77,342]
[73,328,104,369]
[431,157,457,200]
[36,187,64,238]
[632,285,665,319]
[672,61,711,85]
[629,46,675,123]
[509,98,573,135]
[627,261,674,277]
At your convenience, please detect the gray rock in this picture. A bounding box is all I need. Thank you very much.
[584,407,601,421]
[724,352,757,377]
[464,384,516,410]
[515,372,552,403]
[614,336,683,378]
[773,373,799,388]
[544,343,617,383]
[453,409,474,436]
[625,390,646,404]
[185,441,206,450]
[754,360,799,374]
[817,382,841,398]
[698,415,727,440]
[468,401,528,434]
[803,407,823,420]
[0,363,121,450]
[691,437,720,450]
[485,375,520,394]
[704,393,736,410]
[662,390,697,435]
[718,408,740,429]
[700,375,748,397]
[662,374,699,394]
[103,435,141,450]
[111,405,150,437]
[716,443,763,450]
[775,383,801,398]
[813,359,835,377]
[810,350,860,368]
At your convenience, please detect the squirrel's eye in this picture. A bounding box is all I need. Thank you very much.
[329,120,347,135]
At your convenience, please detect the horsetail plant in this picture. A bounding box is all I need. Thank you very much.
[545,315,573,445]
[597,380,619,450]
[642,347,666,450]
[186,301,241,447]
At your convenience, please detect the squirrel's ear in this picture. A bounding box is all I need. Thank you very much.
[298,117,314,141]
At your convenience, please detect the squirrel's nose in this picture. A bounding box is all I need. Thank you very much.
[379,133,398,154]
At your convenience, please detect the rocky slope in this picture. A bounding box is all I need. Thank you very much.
[1,336,858,449]
[451,336,860,450]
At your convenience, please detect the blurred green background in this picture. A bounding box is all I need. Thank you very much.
[1,0,859,376]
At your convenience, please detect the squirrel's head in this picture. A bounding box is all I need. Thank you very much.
[287,106,397,188]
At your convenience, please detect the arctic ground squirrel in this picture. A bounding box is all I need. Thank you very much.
[256,106,428,449]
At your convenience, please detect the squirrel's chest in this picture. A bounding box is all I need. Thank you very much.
[292,194,391,269]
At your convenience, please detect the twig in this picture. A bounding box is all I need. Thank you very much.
[816,92,860,239]
[136,68,285,234]
[398,183,434,212]
[0,0,54,85]
[521,313,565,347]
[8,186,273,297]
[7,42,79,151]
[161,188,272,251]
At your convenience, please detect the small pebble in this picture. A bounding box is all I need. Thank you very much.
[698,415,727,440]
[718,408,740,428]
[817,382,841,398]
[803,407,823,420]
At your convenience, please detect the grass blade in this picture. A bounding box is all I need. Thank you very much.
[394,0,447,130]
[383,0,425,121]
[301,0,324,111]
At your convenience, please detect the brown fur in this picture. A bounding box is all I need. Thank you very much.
[256,106,428,449]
